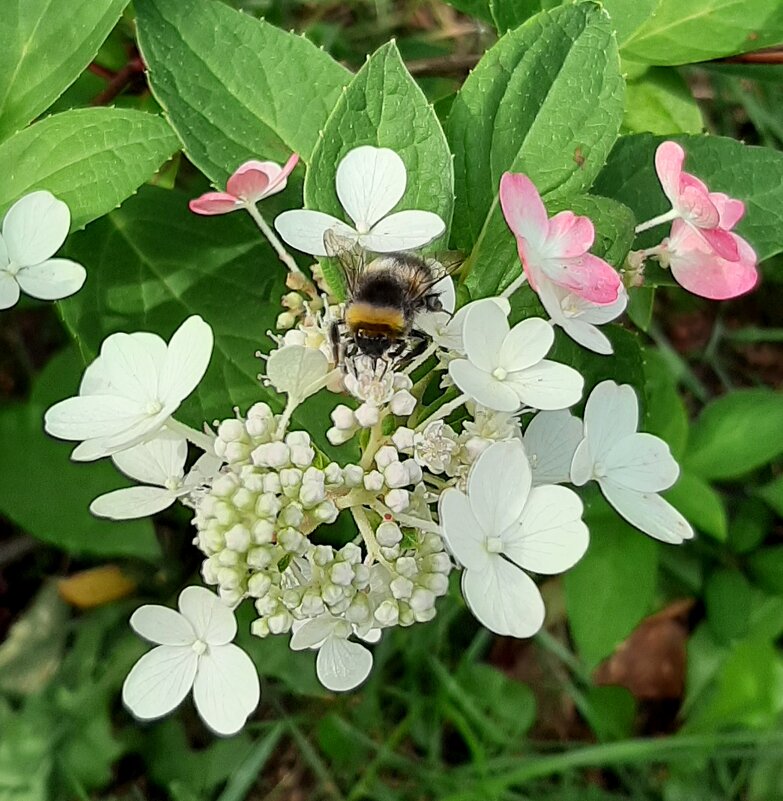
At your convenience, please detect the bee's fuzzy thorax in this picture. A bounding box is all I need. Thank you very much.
[345,303,406,335]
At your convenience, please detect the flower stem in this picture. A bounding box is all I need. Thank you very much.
[360,419,387,471]
[403,341,438,375]
[373,502,442,535]
[165,417,216,454]
[501,271,527,298]
[352,506,392,568]
[414,393,468,432]
[634,208,678,234]
[244,202,302,274]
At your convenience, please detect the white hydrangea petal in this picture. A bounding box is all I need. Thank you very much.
[433,275,456,314]
[78,412,171,461]
[438,488,492,571]
[600,481,694,544]
[356,627,382,644]
[462,559,545,638]
[583,381,638,459]
[467,440,532,537]
[159,316,214,407]
[290,615,338,650]
[122,645,198,721]
[2,191,70,266]
[336,146,406,230]
[504,485,588,574]
[44,394,146,440]
[316,634,373,692]
[193,644,260,736]
[505,361,584,410]
[559,318,613,355]
[449,359,520,412]
[274,210,355,257]
[185,452,224,488]
[101,332,164,405]
[462,302,509,371]
[0,234,8,266]
[267,345,328,399]
[499,318,554,372]
[604,432,680,492]
[524,410,583,486]
[178,586,237,646]
[0,271,20,310]
[112,435,188,486]
[15,258,86,301]
[90,486,177,520]
[130,604,196,646]
[575,289,628,324]
[361,210,445,252]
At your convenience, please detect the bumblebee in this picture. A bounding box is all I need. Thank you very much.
[324,229,448,367]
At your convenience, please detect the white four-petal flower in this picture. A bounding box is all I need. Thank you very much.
[123,586,260,736]
[290,614,381,692]
[570,380,694,544]
[44,315,214,461]
[274,146,446,256]
[439,439,589,638]
[0,191,86,310]
[90,435,223,520]
[448,302,584,413]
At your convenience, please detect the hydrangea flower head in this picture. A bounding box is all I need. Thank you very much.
[274,146,446,255]
[0,191,86,310]
[190,155,299,215]
[499,172,621,304]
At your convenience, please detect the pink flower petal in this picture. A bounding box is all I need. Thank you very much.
[711,192,745,230]
[654,141,685,207]
[499,172,548,248]
[189,193,242,216]
[226,164,271,202]
[546,211,595,258]
[697,224,740,262]
[539,252,621,305]
[266,153,299,196]
[678,175,719,228]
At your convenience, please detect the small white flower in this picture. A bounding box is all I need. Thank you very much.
[123,586,260,736]
[412,420,460,474]
[538,281,628,356]
[523,410,583,486]
[439,440,588,638]
[290,614,381,692]
[448,302,584,413]
[274,146,445,256]
[570,380,693,544]
[90,435,223,520]
[0,191,86,310]
[45,316,214,461]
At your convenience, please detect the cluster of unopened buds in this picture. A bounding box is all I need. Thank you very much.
[34,139,758,737]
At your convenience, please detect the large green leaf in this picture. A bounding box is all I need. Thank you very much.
[0,0,129,141]
[565,501,659,669]
[595,133,783,262]
[58,186,345,457]
[622,67,704,135]
[447,3,624,254]
[135,0,350,186]
[0,350,159,560]
[664,471,728,542]
[305,42,453,297]
[622,0,783,66]
[683,389,783,480]
[0,108,178,229]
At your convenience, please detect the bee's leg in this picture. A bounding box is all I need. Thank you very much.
[330,320,345,370]
[393,330,429,370]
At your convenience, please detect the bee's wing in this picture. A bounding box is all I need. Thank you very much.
[323,228,366,295]
[409,254,463,301]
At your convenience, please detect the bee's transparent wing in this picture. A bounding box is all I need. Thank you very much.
[323,228,366,295]
[409,254,463,301]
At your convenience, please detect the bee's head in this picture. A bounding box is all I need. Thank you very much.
[355,330,391,358]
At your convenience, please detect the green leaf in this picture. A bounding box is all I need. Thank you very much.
[0,0,129,140]
[489,0,549,32]
[594,133,783,262]
[305,42,453,297]
[0,350,159,560]
[705,568,752,643]
[583,685,636,742]
[683,389,783,480]
[58,186,347,459]
[747,547,783,596]
[622,67,704,135]
[0,108,178,230]
[757,475,783,517]
[626,286,655,331]
[642,347,689,458]
[728,498,771,555]
[565,503,659,669]
[664,471,727,541]
[135,0,350,185]
[447,3,624,255]
[622,0,783,66]
[444,0,496,24]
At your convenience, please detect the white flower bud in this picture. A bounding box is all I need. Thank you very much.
[277,311,296,330]
[286,431,311,448]
[390,575,414,600]
[224,524,251,552]
[328,426,354,445]
[282,329,307,347]
[374,445,399,469]
[300,480,326,508]
[231,487,256,511]
[218,419,247,442]
[374,599,399,627]
[279,525,305,552]
[201,556,220,584]
[330,561,355,586]
[345,595,371,625]
[217,566,241,589]
[251,618,270,638]
[247,546,276,569]
[322,583,344,605]
[463,436,491,462]
[380,545,401,561]
[220,587,244,606]
[324,463,344,486]
[343,464,365,487]
[313,501,339,523]
[283,291,304,310]
[300,591,326,617]
[212,473,239,498]
[246,416,273,439]
[198,495,218,518]
[248,573,272,597]
[331,404,357,430]
[392,426,415,451]
[256,492,282,519]
[280,467,303,493]
[409,587,436,613]
[255,595,279,616]
[252,441,290,468]
[384,489,410,513]
[330,597,351,614]
[252,519,275,544]
[199,528,224,553]
[214,500,238,527]
[393,373,413,391]
[268,611,293,634]
[376,521,402,547]
[420,532,445,555]
[340,542,362,564]
[290,445,315,467]
[353,564,370,588]
[313,545,335,566]
[217,549,240,567]
[363,470,385,492]
[262,472,282,494]
[354,403,380,428]
[403,460,423,485]
[413,606,437,623]
[213,438,227,458]
[422,553,451,573]
[225,441,251,464]
[282,588,303,609]
[395,556,418,578]
[384,461,410,489]
[247,402,273,420]
[399,604,415,626]
[390,389,416,416]
[421,573,449,596]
